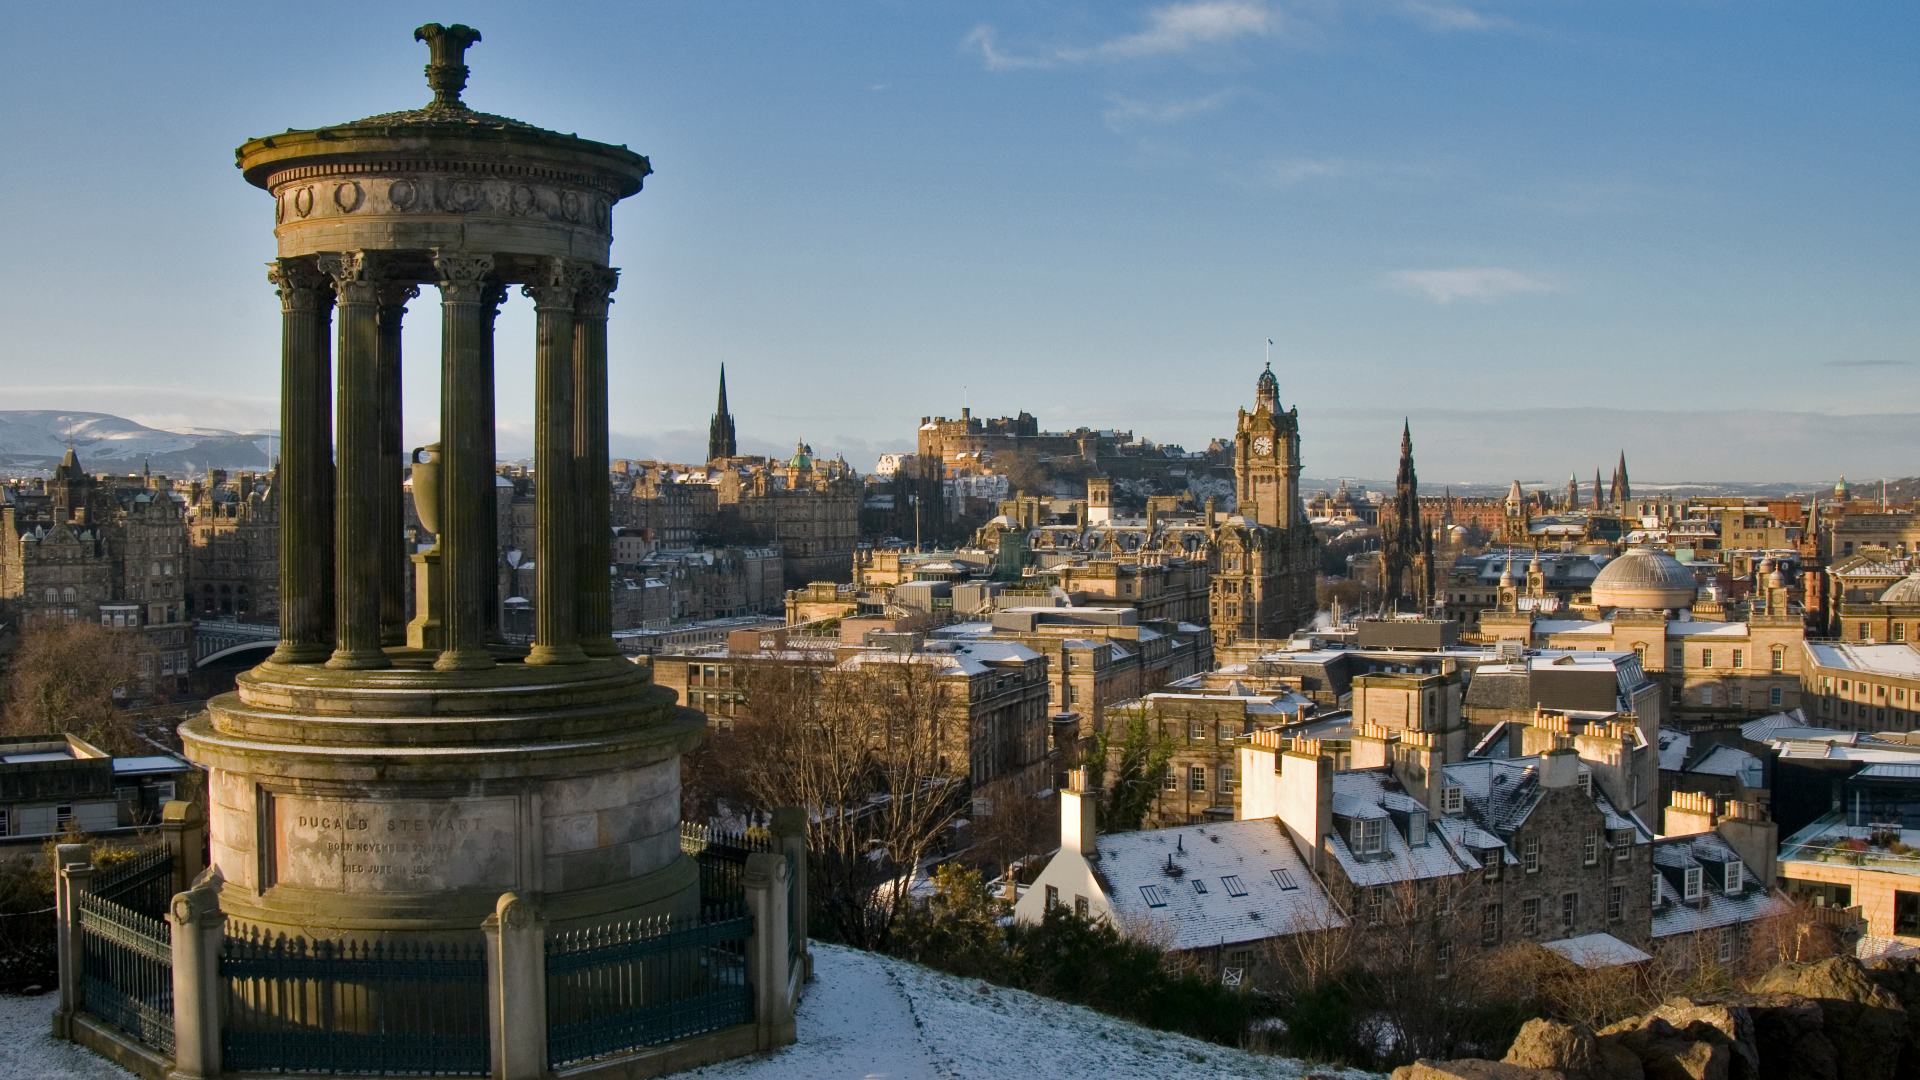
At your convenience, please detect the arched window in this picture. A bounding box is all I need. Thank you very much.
[62,586,77,602]
[44,587,57,604]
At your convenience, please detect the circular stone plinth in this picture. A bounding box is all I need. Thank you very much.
[181,655,704,936]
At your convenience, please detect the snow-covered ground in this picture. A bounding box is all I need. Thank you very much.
[0,944,1376,1079]
[0,997,135,1080]
[691,943,1377,1080]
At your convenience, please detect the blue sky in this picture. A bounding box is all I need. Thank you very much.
[1,2,1913,484]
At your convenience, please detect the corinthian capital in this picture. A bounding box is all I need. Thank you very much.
[432,251,496,303]
[267,258,332,314]
[573,266,620,319]
[317,251,385,304]
[520,257,596,311]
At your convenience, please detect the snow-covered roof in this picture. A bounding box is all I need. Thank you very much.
[1652,832,1792,939]
[1667,621,1750,639]
[1658,729,1692,772]
[1542,933,1653,968]
[1805,641,1920,678]
[1688,745,1764,785]
[1095,818,1344,950]
[1324,770,1479,887]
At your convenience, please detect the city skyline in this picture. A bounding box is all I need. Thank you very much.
[1,2,1913,481]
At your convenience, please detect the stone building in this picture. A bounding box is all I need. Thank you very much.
[1209,363,1320,646]
[718,450,861,586]
[1250,737,1660,959]
[1113,679,1316,827]
[929,605,1212,739]
[185,469,278,620]
[0,450,194,695]
[1799,640,1920,733]
[1477,546,1806,723]
[1826,558,1920,645]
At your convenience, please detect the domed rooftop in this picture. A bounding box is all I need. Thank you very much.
[1591,546,1698,610]
[1882,571,1920,605]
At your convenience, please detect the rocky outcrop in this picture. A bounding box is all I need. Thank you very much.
[1390,957,1912,1080]
[1751,957,1907,1080]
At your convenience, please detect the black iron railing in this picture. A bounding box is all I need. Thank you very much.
[544,909,753,1069]
[77,891,174,1055]
[94,846,174,919]
[680,822,771,913]
[220,926,488,1076]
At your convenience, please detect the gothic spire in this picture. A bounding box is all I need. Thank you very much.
[707,364,737,462]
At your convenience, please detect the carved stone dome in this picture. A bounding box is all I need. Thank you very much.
[1591,546,1697,609]
[1882,571,1920,605]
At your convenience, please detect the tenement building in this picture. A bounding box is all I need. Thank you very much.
[0,449,194,695]
[186,469,279,620]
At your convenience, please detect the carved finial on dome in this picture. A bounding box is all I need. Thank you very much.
[414,23,483,110]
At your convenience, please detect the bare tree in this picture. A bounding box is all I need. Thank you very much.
[724,660,968,949]
[2,620,141,753]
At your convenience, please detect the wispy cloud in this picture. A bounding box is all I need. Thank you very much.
[1384,267,1557,304]
[1227,154,1454,190]
[1102,90,1237,130]
[965,1,1275,71]
[1391,1,1514,33]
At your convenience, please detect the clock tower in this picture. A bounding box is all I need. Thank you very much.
[1233,361,1303,527]
[1211,359,1320,645]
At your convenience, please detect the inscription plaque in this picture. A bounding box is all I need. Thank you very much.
[273,794,518,892]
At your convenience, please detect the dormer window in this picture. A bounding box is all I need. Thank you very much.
[1353,818,1385,856]
[1683,866,1703,902]
[1441,785,1463,814]
[1408,812,1429,848]
[1724,859,1743,895]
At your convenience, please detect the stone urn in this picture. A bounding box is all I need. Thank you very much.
[410,443,441,537]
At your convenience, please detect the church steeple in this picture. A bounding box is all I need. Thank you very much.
[707,364,737,462]
[1383,421,1430,609]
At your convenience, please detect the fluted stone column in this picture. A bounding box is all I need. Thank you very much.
[480,283,507,644]
[376,281,417,645]
[433,251,497,671]
[572,267,618,656]
[524,260,586,665]
[320,252,389,669]
[267,258,335,664]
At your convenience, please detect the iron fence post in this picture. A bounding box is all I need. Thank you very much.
[52,843,93,1040]
[484,891,547,1080]
[166,870,224,1080]
[772,806,811,983]
[742,852,794,1051]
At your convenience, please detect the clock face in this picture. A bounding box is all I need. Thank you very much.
[1253,436,1273,455]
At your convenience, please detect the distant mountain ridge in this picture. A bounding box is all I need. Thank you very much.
[0,411,275,474]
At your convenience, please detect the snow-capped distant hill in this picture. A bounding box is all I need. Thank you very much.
[0,411,274,474]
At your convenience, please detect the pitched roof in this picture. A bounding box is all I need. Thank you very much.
[1095,818,1344,950]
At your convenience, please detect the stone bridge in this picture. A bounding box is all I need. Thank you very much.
[193,618,278,667]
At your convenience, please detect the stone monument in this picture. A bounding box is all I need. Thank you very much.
[183,24,703,939]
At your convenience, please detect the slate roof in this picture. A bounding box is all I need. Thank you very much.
[1324,770,1481,887]
[1651,832,1791,939]
[1095,818,1345,950]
